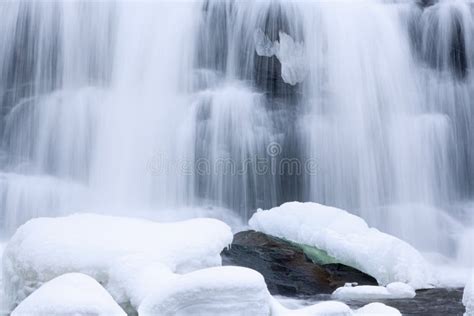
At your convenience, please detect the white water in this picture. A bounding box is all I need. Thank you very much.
[0,0,473,268]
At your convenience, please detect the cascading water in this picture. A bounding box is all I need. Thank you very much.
[0,0,473,268]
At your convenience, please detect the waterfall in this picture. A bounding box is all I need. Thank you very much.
[1,0,473,265]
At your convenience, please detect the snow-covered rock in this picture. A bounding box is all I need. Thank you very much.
[11,273,126,316]
[249,202,434,288]
[271,297,403,316]
[3,214,233,308]
[139,266,270,316]
[356,303,401,315]
[464,271,474,316]
[332,282,415,300]
[270,297,353,316]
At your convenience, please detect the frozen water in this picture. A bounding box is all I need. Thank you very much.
[254,29,307,85]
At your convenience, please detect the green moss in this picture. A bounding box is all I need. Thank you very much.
[286,240,339,265]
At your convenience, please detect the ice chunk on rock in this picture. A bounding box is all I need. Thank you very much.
[249,202,434,288]
[355,303,401,315]
[254,29,307,85]
[139,266,271,316]
[277,32,307,86]
[332,282,415,300]
[11,273,126,316]
[3,214,233,308]
[464,271,474,316]
[254,29,276,57]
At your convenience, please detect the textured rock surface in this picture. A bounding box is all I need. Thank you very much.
[221,230,377,296]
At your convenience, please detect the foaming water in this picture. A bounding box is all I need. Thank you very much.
[0,0,473,267]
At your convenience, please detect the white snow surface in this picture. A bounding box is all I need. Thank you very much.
[11,273,126,316]
[271,297,402,316]
[2,213,233,308]
[249,202,435,288]
[271,298,353,316]
[332,282,415,300]
[355,303,401,316]
[139,266,270,316]
[464,271,474,316]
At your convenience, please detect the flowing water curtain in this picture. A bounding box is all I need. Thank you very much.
[296,0,472,255]
[0,0,474,265]
[0,2,115,231]
[186,0,307,216]
[85,1,200,209]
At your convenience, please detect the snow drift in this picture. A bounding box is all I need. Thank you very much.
[2,213,233,308]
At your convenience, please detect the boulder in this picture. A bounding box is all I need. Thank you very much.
[221,230,377,296]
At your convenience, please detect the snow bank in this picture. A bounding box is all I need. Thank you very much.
[139,266,270,316]
[464,271,474,316]
[271,297,401,316]
[249,202,434,288]
[355,303,401,316]
[3,213,233,308]
[11,273,126,316]
[270,297,353,316]
[332,282,415,300]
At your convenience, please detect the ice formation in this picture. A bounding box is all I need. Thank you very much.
[254,29,307,85]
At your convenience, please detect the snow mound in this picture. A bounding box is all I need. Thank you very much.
[249,202,434,288]
[355,303,401,315]
[271,297,402,316]
[3,214,233,308]
[270,297,353,316]
[332,282,415,300]
[11,273,126,316]
[464,271,474,316]
[139,266,270,315]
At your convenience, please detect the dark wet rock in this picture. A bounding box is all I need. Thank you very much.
[281,288,464,316]
[336,288,465,316]
[221,230,377,296]
[416,0,437,8]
